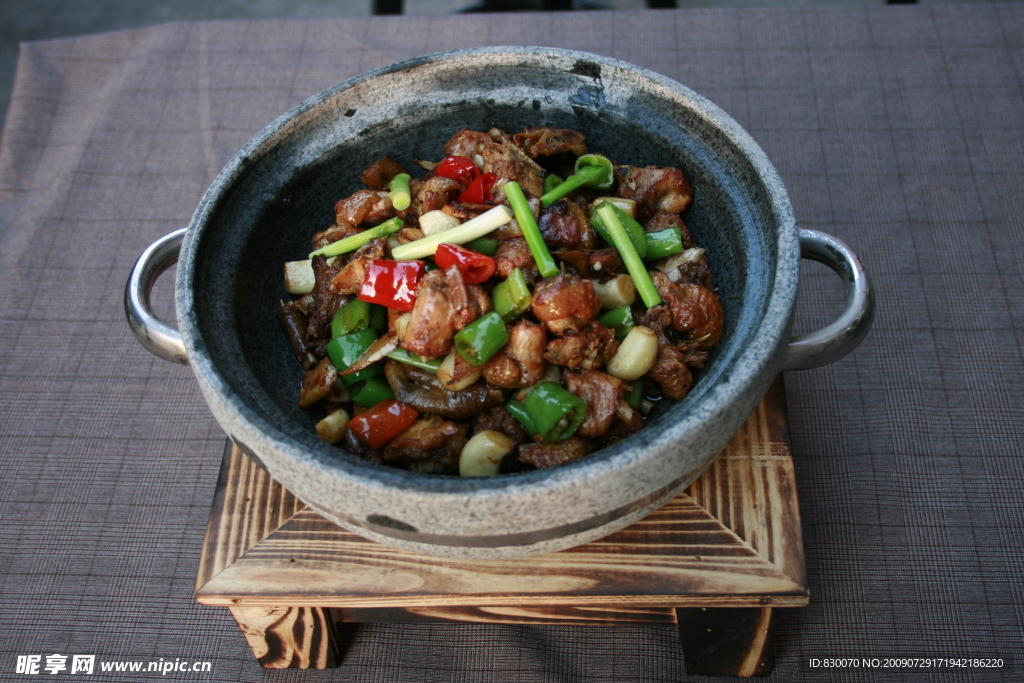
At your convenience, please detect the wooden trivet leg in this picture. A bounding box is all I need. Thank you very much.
[676,607,775,677]
[229,606,341,669]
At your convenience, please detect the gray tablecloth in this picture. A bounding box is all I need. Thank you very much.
[1,6,1022,682]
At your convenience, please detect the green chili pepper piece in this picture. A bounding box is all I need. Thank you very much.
[492,268,532,322]
[388,173,412,211]
[626,378,644,410]
[539,154,614,207]
[369,303,388,333]
[503,181,559,279]
[596,203,662,308]
[597,305,635,341]
[465,237,498,256]
[505,400,539,437]
[386,349,443,373]
[523,381,587,442]
[326,329,385,385]
[590,203,648,260]
[352,377,396,407]
[543,173,564,194]
[309,217,404,259]
[644,226,684,260]
[331,299,372,338]
[454,311,509,367]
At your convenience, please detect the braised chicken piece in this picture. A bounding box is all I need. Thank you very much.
[643,210,692,240]
[335,190,395,227]
[599,400,646,444]
[520,437,591,469]
[402,269,457,358]
[329,237,387,295]
[444,265,490,331]
[647,344,694,401]
[512,126,589,158]
[655,250,715,290]
[538,197,595,250]
[298,357,338,408]
[306,255,344,340]
[444,128,545,197]
[564,369,626,438]
[531,275,601,336]
[361,157,406,191]
[311,223,361,251]
[382,415,467,474]
[544,321,618,370]
[482,319,547,388]
[589,248,625,277]
[649,271,723,349]
[494,237,536,277]
[472,405,531,447]
[615,165,693,223]
[414,175,463,215]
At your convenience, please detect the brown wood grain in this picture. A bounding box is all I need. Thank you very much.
[229,605,339,669]
[196,376,808,615]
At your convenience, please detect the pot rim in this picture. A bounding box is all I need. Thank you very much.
[178,46,799,502]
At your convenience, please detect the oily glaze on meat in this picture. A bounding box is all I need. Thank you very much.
[279,125,724,475]
[531,275,601,336]
[482,319,547,388]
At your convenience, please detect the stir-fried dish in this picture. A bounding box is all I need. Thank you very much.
[277,126,723,476]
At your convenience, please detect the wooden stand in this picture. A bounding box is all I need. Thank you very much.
[196,377,807,677]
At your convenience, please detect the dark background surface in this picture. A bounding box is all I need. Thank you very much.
[1,4,1022,682]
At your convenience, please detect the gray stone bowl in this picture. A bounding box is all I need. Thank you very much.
[126,47,874,558]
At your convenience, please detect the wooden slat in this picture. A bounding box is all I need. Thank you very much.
[196,376,808,613]
[333,605,679,625]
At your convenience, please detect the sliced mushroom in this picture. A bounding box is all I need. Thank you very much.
[384,360,503,420]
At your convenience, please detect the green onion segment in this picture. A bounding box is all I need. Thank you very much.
[309,217,404,259]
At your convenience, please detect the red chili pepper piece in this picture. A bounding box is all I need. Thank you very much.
[348,399,419,449]
[434,155,481,186]
[358,260,426,312]
[458,172,497,205]
[434,243,496,284]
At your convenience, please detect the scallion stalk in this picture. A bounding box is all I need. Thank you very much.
[596,203,662,308]
[309,217,404,259]
[388,173,412,211]
[390,205,512,260]
[503,181,558,279]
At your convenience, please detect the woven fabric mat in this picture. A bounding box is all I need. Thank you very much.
[1,6,1022,682]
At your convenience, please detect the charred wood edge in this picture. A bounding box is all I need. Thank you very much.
[676,607,775,677]
[228,606,346,669]
[194,440,306,593]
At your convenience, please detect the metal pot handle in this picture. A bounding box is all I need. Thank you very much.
[782,229,875,371]
[125,228,189,365]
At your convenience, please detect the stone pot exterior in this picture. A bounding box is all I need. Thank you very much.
[126,47,871,558]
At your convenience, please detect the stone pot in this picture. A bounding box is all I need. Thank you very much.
[126,47,873,558]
